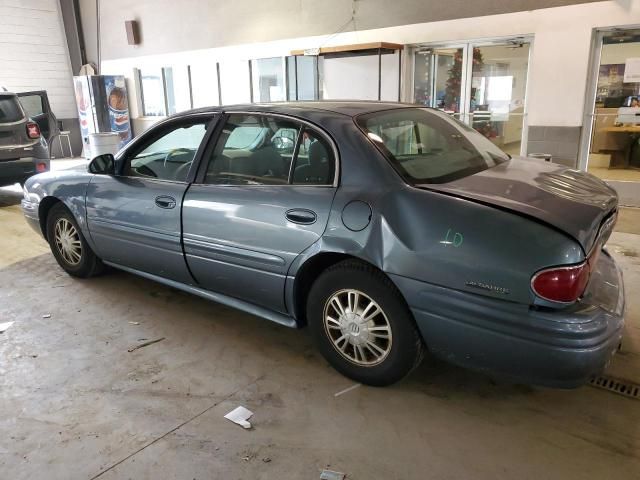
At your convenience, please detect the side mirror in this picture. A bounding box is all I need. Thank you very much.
[88,153,116,175]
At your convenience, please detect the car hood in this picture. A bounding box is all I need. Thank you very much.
[418,157,618,253]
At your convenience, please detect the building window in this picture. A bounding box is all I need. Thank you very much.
[286,55,318,100]
[138,67,166,117]
[219,60,251,105]
[138,66,195,116]
[165,66,193,113]
[251,57,286,102]
[190,63,220,107]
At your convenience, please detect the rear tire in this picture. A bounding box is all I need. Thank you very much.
[307,259,424,386]
[46,203,104,278]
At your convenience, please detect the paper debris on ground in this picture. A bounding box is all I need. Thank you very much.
[0,321,14,333]
[42,314,51,319]
[128,321,140,325]
[224,406,254,429]
[127,337,165,352]
[320,470,346,480]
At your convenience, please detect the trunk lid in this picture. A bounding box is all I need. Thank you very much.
[419,157,618,253]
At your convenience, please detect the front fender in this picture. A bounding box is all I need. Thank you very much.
[23,170,95,250]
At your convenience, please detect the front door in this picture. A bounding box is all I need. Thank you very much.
[182,112,338,313]
[86,115,214,283]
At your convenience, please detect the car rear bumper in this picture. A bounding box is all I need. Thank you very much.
[389,250,625,388]
[0,156,49,186]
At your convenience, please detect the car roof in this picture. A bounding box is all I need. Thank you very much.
[178,101,423,120]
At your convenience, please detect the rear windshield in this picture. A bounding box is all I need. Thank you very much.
[356,108,509,184]
[0,96,25,123]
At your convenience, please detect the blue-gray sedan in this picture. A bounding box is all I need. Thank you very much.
[21,102,625,387]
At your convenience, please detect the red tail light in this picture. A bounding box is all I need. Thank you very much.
[532,247,602,303]
[26,122,40,139]
[36,162,48,172]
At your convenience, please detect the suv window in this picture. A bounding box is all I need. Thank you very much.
[123,121,208,182]
[0,96,24,123]
[357,108,508,184]
[18,95,44,117]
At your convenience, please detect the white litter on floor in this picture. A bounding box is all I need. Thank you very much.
[320,469,346,480]
[0,321,14,333]
[224,406,254,429]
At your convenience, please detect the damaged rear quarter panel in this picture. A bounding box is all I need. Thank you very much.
[292,184,585,307]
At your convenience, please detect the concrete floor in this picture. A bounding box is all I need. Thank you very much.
[1,163,640,479]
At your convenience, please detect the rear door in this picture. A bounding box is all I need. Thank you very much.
[86,113,217,283]
[182,112,338,313]
[16,91,58,144]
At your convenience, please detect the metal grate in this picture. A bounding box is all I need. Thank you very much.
[589,375,640,400]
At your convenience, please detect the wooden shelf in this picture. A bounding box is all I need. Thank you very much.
[290,42,403,56]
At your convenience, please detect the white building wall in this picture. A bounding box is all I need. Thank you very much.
[102,1,640,132]
[0,0,77,120]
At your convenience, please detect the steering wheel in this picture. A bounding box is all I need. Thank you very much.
[164,148,192,168]
[173,160,193,181]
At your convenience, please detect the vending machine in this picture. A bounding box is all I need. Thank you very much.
[73,75,133,154]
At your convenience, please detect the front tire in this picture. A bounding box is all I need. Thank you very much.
[307,260,424,386]
[46,203,103,278]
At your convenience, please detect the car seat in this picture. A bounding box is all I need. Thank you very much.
[293,140,331,184]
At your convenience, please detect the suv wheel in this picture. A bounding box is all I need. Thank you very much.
[307,259,424,386]
[46,203,103,277]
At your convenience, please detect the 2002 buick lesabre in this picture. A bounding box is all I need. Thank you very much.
[21,102,625,387]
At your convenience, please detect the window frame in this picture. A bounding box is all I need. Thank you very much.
[194,111,340,188]
[115,112,219,184]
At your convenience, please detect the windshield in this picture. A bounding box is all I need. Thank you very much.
[0,96,25,123]
[356,108,509,184]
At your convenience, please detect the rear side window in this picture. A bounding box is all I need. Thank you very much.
[203,113,336,186]
[357,108,509,184]
[18,95,44,117]
[291,129,335,185]
[0,96,24,123]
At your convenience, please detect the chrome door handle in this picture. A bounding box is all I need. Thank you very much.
[155,195,176,209]
[285,208,317,225]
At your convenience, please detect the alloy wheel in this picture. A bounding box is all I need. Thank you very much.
[54,218,82,266]
[323,289,393,366]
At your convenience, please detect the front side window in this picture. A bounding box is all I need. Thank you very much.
[357,108,509,184]
[204,114,336,186]
[124,121,208,182]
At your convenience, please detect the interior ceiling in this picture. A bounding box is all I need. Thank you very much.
[352,0,604,31]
